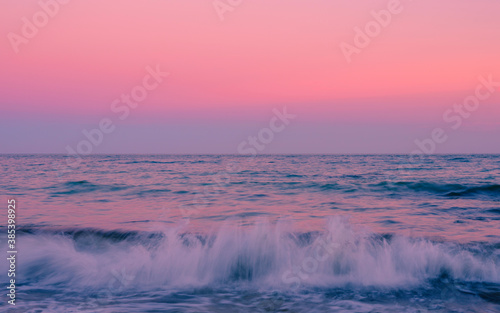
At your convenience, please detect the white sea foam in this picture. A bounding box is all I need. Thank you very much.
[5,217,499,293]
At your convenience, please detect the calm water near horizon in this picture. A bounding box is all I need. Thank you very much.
[1,154,500,312]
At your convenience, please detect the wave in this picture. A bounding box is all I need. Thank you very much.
[47,180,130,196]
[273,180,500,199]
[43,178,500,200]
[374,181,500,198]
[123,160,177,164]
[4,217,500,295]
[446,184,500,197]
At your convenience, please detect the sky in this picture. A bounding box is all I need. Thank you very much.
[1,0,500,154]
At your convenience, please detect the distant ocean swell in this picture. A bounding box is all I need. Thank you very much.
[37,179,500,199]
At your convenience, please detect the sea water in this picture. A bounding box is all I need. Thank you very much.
[1,154,499,312]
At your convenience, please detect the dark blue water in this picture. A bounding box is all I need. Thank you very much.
[1,155,500,312]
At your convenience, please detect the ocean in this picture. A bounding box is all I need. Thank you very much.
[1,154,500,312]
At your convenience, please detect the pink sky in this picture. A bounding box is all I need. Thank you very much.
[1,0,500,153]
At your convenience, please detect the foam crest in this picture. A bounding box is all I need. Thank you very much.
[4,217,499,292]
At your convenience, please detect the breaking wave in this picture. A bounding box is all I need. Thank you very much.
[6,217,500,292]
